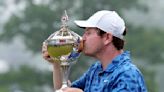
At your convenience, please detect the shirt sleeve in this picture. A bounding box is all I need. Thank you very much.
[111,69,147,92]
[71,72,87,90]
[71,63,96,90]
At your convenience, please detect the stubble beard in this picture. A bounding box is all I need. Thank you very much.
[83,44,103,58]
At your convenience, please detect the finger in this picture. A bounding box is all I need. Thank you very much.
[68,80,72,86]
[42,51,51,60]
[42,46,47,52]
[42,42,48,50]
[42,51,49,58]
[61,87,69,92]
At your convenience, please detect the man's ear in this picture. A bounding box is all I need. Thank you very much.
[103,33,113,45]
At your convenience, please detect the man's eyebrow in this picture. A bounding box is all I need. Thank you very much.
[84,30,88,34]
[84,28,89,32]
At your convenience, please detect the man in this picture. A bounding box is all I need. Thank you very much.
[42,10,147,92]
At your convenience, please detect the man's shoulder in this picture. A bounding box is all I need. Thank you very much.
[117,60,140,74]
[110,65,147,92]
[112,61,144,81]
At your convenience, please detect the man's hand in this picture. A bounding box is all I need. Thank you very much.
[62,87,83,92]
[42,42,54,63]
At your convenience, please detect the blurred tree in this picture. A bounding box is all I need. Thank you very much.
[80,0,147,19]
[0,65,53,92]
[0,0,78,53]
[0,0,5,6]
[126,26,164,64]
[140,67,158,92]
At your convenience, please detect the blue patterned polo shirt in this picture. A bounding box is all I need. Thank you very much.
[71,51,147,92]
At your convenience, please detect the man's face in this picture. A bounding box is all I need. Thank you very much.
[82,27,104,57]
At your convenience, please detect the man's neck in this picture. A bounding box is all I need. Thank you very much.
[96,47,123,70]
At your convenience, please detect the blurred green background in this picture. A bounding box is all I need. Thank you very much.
[0,0,164,92]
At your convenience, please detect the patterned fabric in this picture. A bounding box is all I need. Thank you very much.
[71,51,147,92]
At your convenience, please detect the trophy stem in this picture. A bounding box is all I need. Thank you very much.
[60,62,71,88]
[55,62,72,92]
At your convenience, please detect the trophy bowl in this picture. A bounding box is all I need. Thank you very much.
[45,29,82,62]
[43,11,82,91]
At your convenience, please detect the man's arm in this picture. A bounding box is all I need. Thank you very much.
[62,87,83,92]
[52,62,62,90]
[42,42,62,90]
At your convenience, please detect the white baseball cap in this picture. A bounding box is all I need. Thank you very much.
[74,10,125,39]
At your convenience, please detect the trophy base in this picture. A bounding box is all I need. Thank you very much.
[55,90,63,92]
[55,84,68,92]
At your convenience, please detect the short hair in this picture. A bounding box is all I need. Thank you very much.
[96,28,127,50]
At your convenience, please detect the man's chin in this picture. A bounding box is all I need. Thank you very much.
[83,52,94,57]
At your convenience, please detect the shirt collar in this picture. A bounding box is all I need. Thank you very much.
[97,51,131,73]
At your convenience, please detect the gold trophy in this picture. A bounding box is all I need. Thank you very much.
[44,11,82,92]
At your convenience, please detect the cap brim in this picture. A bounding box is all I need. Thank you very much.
[74,20,96,28]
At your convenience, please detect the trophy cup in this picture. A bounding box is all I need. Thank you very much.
[44,11,82,92]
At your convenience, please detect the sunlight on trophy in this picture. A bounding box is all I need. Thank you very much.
[44,10,83,92]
